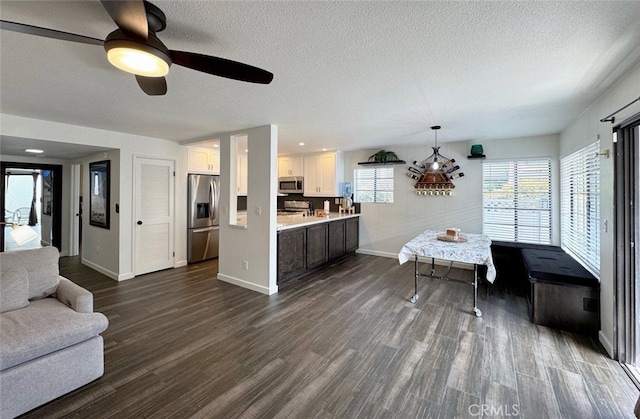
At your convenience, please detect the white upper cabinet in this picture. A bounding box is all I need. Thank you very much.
[278,156,304,178]
[187,146,220,174]
[303,151,344,197]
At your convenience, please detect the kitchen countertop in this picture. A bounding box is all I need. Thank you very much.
[277,212,359,231]
[231,211,358,230]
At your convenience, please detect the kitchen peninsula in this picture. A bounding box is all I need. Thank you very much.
[277,213,359,285]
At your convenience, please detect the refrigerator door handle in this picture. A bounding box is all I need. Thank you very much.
[211,179,219,225]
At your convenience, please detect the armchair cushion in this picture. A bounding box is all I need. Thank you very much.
[0,298,109,371]
[0,247,60,300]
[0,269,29,313]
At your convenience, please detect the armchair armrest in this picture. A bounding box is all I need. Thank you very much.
[55,277,94,313]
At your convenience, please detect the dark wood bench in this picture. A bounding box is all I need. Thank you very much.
[491,241,599,335]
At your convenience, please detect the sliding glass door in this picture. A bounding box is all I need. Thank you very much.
[614,115,640,381]
[0,162,63,252]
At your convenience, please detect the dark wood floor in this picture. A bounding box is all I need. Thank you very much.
[21,253,638,418]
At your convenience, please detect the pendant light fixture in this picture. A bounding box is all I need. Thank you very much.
[430,125,442,170]
[406,125,464,196]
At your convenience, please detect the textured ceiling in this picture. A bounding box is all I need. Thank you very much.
[2,1,640,159]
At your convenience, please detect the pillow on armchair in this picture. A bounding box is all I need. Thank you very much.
[0,269,29,313]
[0,247,60,300]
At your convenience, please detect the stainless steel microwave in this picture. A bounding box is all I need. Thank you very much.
[278,177,303,194]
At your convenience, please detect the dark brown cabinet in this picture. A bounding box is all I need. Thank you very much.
[345,217,359,252]
[307,223,328,269]
[277,216,359,284]
[277,228,306,284]
[328,219,346,260]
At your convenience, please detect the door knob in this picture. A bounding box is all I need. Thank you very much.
[137,220,143,225]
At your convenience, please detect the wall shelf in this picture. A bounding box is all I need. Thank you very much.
[357,160,406,166]
[467,155,486,159]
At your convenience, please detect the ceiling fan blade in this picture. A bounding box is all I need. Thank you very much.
[170,50,273,84]
[0,20,103,45]
[136,75,167,96]
[100,0,148,39]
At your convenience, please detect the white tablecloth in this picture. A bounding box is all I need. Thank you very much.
[398,230,496,283]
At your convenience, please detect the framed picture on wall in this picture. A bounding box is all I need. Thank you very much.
[41,170,53,216]
[89,160,110,229]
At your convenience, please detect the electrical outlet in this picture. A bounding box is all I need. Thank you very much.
[96,246,100,254]
[243,260,249,270]
[335,198,340,204]
[256,206,262,215]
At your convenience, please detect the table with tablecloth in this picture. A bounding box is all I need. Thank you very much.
[398,230,495,316]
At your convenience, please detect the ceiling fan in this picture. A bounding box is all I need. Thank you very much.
[0,0,274,95]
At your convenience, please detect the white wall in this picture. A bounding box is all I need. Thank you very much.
[560,61,640,357]
[80,150,121,277]
[344,134,560,258]
[0,114,187,279]
[218,125,278,295]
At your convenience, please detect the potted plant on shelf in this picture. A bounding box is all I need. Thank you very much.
[368,150,400,163]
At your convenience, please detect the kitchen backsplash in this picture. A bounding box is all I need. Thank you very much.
[237,194,359,213]
[277,194,360,214]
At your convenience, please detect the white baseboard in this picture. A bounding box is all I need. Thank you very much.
[356,249,398,259]
[81,258,127,281]
[174,260,188,268]
[217,273,277,295]
[599,330,614,358]
[356,248,473,270]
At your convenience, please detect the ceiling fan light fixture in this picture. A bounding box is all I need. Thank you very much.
[104,31,171,77]
[107,45,169,77]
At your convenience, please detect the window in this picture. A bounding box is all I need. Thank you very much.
[354,167,394,203]
[561,139,600,276]
[482,159,551,244]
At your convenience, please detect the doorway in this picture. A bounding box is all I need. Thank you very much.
[0,162,63,252]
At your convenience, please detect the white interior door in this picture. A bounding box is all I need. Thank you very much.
[134,157,174,275]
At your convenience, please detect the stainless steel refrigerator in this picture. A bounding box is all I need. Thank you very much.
[188,174,219,263]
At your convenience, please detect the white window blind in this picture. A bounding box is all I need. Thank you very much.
[354,167,394,203]
[482,159,552,244]
[561,140,600,276]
